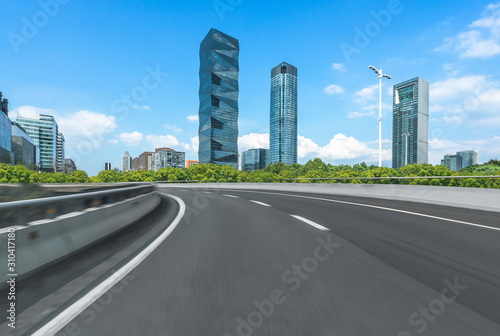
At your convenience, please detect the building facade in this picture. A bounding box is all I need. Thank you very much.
[139,152,154,171]
[198,28,239,169]
[11,122,37,168]
[153,148,185,171]
[121,151,132,172]
[392,77,429,169]
[56,131,65,172]
[131,157,139,171]
[16,113,61,172]
[0,92,12,164]
[270,62,298,165]
[64,158,77,174]
[441,150,478,172]
[186,160,200,168]
[242,148,269,172]
[105,162,112,171]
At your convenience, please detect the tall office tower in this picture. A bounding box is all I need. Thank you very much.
[270,62,298,165]
[138,151,154,171]
[11,121,37,168]
[0,92,12,163]
[392,77,429,169]
[242,148,270,172]
[198,28,239,169]
[105,162,112,171]
[121,151,132,172]
[457,150,478,171]
[441,154,458,171]
[16,112,60,172]
[56,131,65,172]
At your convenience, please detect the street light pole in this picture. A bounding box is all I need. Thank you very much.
[368,65,391,167]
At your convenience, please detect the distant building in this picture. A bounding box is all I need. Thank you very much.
[242,148,269,172]
[186,160,199,168]
[392,77,429,169]
[139,152,154,171]
[121,151,132,172]
[441,150,478,172]
[16,112,62,172]
[105,162,112,170]
[11,121,37,169]
[270,62,298,165]
[131,157,139,171]
[198,28,239,169]
[153,148,185,171]
[64,158,77,174]
[0,92,13,164]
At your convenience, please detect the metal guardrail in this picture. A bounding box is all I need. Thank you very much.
[0,184,157,227]
[158,175,500,183]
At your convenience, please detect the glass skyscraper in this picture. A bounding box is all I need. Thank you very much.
[392,77,429,169]
[16,113,61,172]
[198,28,239,169]
[0,93,12,164]
[270,62,298,165]
[242,148,269,172]
[441,150,478,172]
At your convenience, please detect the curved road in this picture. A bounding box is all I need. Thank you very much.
[2,186,500,335]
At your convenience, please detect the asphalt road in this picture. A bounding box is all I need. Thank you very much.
[7,187,500,335]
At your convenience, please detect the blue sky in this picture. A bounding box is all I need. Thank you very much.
[1,0,500,176]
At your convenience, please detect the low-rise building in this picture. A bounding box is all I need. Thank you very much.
[153,148,185,171]
[441,150,478,172]
[186,160,199,168]
[241,148,269,172]
[64,158,77,174]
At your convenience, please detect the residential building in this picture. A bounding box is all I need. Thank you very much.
[392,77,429,169]
[64,158,77,174]
[11,121,37,169]
[441,150,478,172]
[131,157,139,171]
[139,151,154,171]
[56,131,65,172]
[153,148,185,171]
[16,112,62,172]
[121,151,132,172]
[0,92,12,164]
[242,148,269,172]
[105,162,112,170]
[186,160,200,168]
[270,62,298,165]
[198,28,239,169]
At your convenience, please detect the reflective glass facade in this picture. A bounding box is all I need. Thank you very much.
[0,92,12,163]
[441,150,478,172]
[198,28,239,169]
[16,113,59,172]
[270,62,298,165]
[242,148,269,172]
[392,77,429,169]
[11,122,37,168]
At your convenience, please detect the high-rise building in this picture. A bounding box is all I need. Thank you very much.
[64,158,77,174]
[56,131,65,172]
[242,148,269,172]
[0,92,12,164]
[105,162,112,171]
[131,157,139,171]
[153,148,185,171]
[270,62,298,165]
[198,28,239,169]
[11,121,37,169]
[138,151,154,171]
[16,112,62,172]
[392,77,429,169]
[441,150,478,172]
[121,151,132,172]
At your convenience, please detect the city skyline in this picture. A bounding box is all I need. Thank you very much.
[1,1,500,175]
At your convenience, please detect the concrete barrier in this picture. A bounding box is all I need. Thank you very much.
[0,191,160,286]
[160,183,500,213]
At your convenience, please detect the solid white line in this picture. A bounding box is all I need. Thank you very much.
[250,200,271,207]
[226,190,500,232]
[33,194,186,336]
[291,215,329,231]
[223,194,240,198]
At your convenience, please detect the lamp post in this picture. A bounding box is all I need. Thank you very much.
[368,65,391,167]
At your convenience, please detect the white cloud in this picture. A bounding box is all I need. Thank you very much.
[119,132,144,146]
[133,105,151,110]
[238,133,269,152]
[107,139,119,145]
[145,134,180,148]
[331,63,346,71]
[348,111,376,118]
[430,75,487,103]
[187,115,199,122]
[317,134,391,161]
[353,84,379,104]
[163,124,182,133]
[324,84,344,95]
[436,4,500,58]
[298,135,320,158]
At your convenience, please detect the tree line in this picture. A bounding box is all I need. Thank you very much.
[0,159,499,188]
